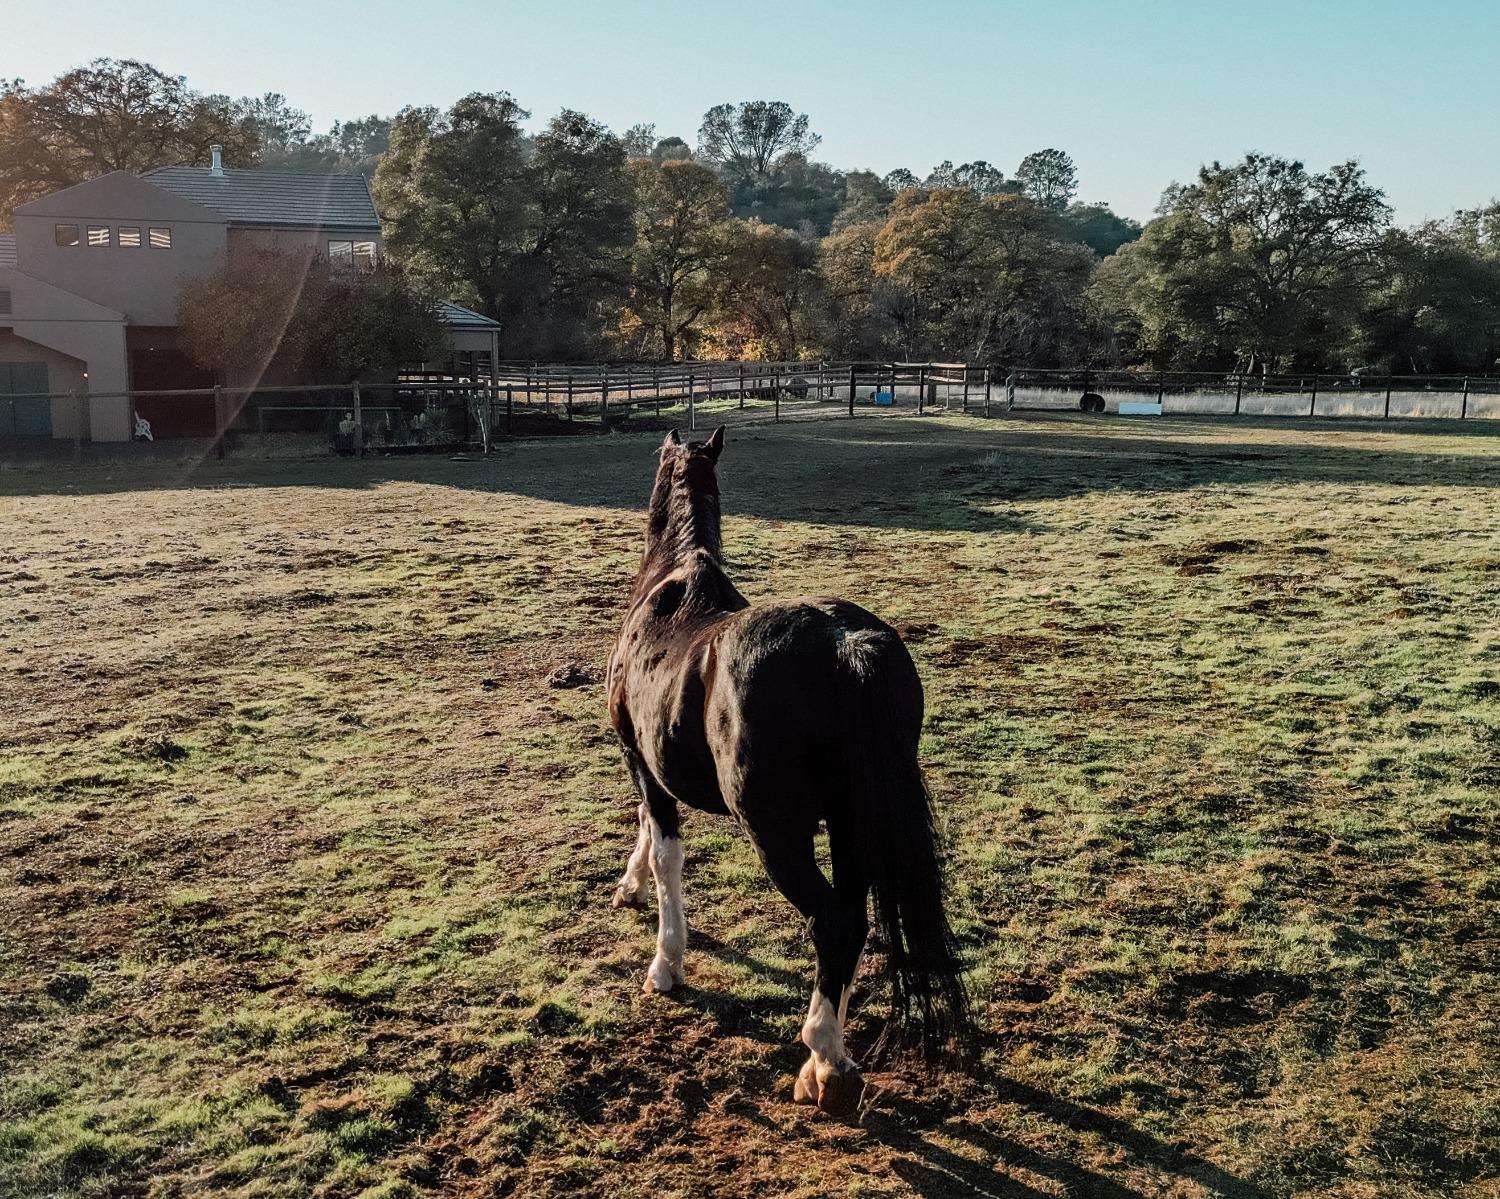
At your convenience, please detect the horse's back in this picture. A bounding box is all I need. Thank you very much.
[726,594,919,691]
[705,597,924,812]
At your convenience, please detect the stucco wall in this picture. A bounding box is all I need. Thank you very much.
[14,172,228,326]
[0,331,90,438]
[0,265,131,441]
[449,329,498,356]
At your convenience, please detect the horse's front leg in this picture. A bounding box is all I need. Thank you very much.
[617,753,688,992]
[611,800,652,910]
[643,796,686,993]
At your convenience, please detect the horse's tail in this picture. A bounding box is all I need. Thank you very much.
[841,635,975,1064]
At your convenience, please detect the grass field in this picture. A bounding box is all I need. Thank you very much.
[2,413,1497,1199]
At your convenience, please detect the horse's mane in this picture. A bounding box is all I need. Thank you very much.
[630,448,724,607]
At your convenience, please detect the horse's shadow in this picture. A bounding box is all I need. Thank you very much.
[654,959,1267,1199]
[869,1099,1267,1199]
[853,1060,1270,1199]
[641,928,813,1042]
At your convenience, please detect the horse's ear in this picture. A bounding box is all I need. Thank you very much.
[704,425,726,460]
[662,429,682,451]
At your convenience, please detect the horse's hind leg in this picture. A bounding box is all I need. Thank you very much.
[611,802,651,910]
[754,825,868,1115]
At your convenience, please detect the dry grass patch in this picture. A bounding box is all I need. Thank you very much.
[2,413,1497,1198]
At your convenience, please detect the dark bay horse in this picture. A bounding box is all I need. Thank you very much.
[606,426,971,1114]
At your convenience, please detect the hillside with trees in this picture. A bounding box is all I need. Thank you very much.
[5,60,1499,373]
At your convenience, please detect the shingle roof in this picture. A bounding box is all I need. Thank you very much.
[0,234,16,268]
[434,299,500,330]
[141,167,380,230]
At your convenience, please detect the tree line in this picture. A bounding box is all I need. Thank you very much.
[4,60,1498,375]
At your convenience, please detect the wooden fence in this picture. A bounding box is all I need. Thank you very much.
[5,362,1498,458]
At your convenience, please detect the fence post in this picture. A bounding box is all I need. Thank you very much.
[76,375,90,455]
[1235,372,1244,415]
[1384,376,1393,419]
[69,388,81,460]
[506,384,514,435]
[687,371,696,433]
[848,364,856,417]
[601,378,609,426]
[774,375,780,423]
[566,375,573,421]
[1006,371,1017,412]
[352,380,363,454]
[1462,376,1470,419]
[1156,370,1166,407]
[738,362,745,410]
[917,366,926,415]
[214,383,226,460]
[984,365,992,417]
[1309,374,1318,418]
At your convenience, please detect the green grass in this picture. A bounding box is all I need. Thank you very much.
[1,412,1497,1198]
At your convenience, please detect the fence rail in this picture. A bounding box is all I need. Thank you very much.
[5,362,1499,457]
[1001,367,1497,420]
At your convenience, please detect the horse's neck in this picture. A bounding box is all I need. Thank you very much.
[629,534,746,618]
[636,482,718,579]
[631,544,734,606]
[656,483,721,562]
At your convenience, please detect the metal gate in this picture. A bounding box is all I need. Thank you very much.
[0,363,51,436]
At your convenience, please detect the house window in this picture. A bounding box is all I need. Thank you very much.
[87,226,111,247]
[55,224,80,247]
[0,289,10,315]
[119,227,142,247]
[148,227,172,249]
[329,240,378,269]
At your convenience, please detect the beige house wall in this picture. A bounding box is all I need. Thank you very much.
[0,331,90,438]
[0,265,131,441]
[449,329,498,358]
[13,172,228,327]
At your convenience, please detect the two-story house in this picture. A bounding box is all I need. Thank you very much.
[0,148,499,441]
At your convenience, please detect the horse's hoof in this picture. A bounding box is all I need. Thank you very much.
[612,884,647,910]
[793,1057,818,1104]
[816,1064,864,1118]
[643,957,682,994]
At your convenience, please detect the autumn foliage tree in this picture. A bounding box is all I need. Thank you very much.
[0,59,260,225]
[620,159,732,359]
[872,188,1094,363]
[706,221,824,360]
[12,60,1499,373]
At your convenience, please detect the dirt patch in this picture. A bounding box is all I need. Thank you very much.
[548,661,603,689]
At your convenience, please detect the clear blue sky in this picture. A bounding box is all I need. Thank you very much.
[5,0,1497,224]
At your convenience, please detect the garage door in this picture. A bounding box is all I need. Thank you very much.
[0,363,52,436]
